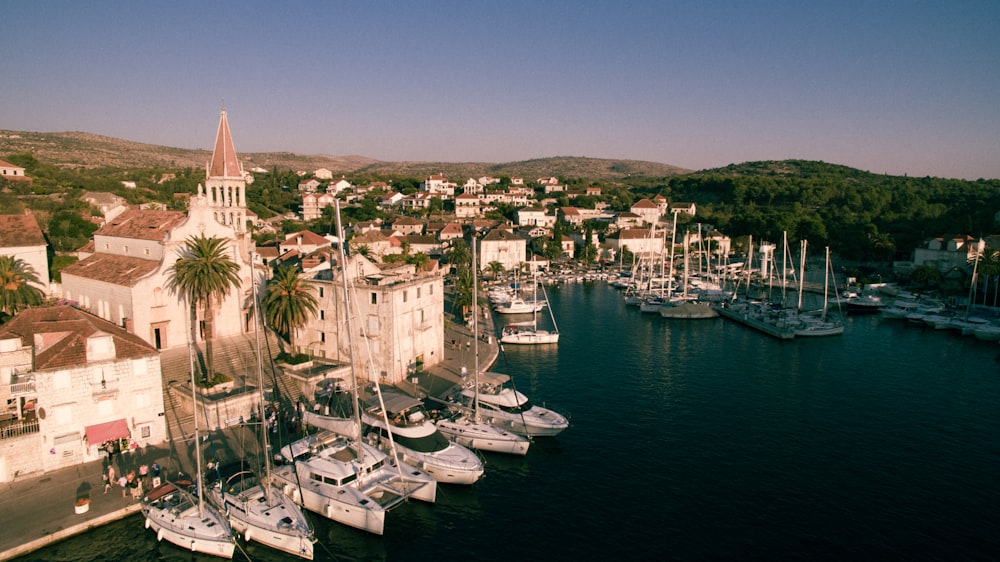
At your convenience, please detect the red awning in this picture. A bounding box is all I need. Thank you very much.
[85,419,130,444]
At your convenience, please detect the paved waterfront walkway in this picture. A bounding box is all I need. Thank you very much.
[0,299,501,561]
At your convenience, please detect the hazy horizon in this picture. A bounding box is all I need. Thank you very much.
[2,1,998,180]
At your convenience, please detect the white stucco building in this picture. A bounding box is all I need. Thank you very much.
[0,306,166,481]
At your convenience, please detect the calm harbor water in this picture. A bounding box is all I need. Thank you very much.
[20,282,1000,561]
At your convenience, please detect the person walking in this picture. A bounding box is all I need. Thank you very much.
[106,465,116,494]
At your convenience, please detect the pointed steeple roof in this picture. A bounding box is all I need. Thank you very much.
[208,108,242,179]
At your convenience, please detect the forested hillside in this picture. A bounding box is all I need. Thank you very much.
[629,160,1000,262]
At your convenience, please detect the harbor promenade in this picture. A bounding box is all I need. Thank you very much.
[0,303,500,561]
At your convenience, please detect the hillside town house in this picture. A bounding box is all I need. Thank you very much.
[81,191,128,225]
[908,235,985,274]
[0,159,29,181]
[517,207,555,228]
[422,175,456,199]
[438,222,465,243]
[391,216,425,236]
[379,191,404,209]
[399,234,442,257]
[349,230,398,261]
[0,306,166,481]
[300,255,444,384]
[615,211,644,230]
[402,192,435,211]
[279,230,332,256]
[313,168,333,180]
[454,192,481,218]
[630,198,661,226]
[483,190,530,207]
[0,214,50,294]
[297,178,321,193]
[670,202,697,216]
[301,191,336,221]
[328,179,352,194]
[60,109,255,351]
[609,227,666,256]
[478,228,527,272]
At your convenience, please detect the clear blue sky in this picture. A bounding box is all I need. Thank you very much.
[2,1,998,179]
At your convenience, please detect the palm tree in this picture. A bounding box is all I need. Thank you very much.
[354,244,371,259]
[486,260,505,279]
[167,235,242,385]
[970,246,1000,306]
[262,265,318,352]
[0,256,45,319]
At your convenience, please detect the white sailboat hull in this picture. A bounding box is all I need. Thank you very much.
[208,479,314,560]
[500,329,559,344]
[435,415,530,455]
[142,483,235,559]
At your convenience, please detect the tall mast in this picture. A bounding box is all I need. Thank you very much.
[187,304,205,517]
[333,201,363,444]
[472,232,481,419]
[249,253,271,503]
[823,246,831,319]
[798,240,807,311]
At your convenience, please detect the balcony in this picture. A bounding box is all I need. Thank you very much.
[0,418,40,440]
[9,379,36,396]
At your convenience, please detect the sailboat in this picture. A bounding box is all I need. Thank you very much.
[271,201,437,535]
[204,263,315,559]
[793,245,844,337]
[501,269,560,344]
[437,234,531,454]
[142,312,235,558]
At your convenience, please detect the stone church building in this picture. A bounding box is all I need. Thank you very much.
[60,110,255,351]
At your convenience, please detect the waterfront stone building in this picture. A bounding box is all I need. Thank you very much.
[0,306,165,481]
[299,254,445,386]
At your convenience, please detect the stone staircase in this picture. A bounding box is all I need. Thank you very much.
[158,331,304,429]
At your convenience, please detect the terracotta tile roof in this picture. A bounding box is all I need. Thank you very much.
[60,253,160,286]
[283,230,331,246]
[0,305,158,371]
[617,228,657,239]
[631,198,657,208]
[209,109,243,179]
[482,229,523,242]
[0,214,46,247]
[95,208,186,241]
[393,216,424,226]
[399,234,438,245]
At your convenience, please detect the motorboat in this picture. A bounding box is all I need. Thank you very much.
[494,296,546,314]
[362,388,485,485]
[458,372,569,437]
[271,431,437,535]
[142,480,236,558]
[205,462,315,559]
